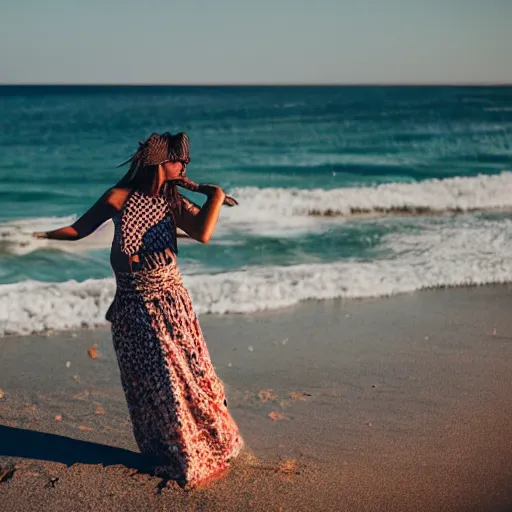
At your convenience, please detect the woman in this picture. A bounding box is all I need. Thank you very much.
[33,132,244,487]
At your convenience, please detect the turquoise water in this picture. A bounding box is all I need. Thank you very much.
[1,86,512,334]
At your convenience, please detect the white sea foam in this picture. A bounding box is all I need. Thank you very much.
[0,215,118,256]
[0,216,198,256]
[2,173,512,254]
[218,172,512,236]
[228,172,512,218]
[0,216,78,256]
[2,216,512,336]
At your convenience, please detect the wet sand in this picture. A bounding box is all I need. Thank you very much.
[1,286,512,511]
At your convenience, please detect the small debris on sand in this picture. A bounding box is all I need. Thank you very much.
[73,391,90,401]
[78,425,94,431]
[289,392,308,401]
[278,459,299,474]
[55,415,62,421]
[268,411,289,421]
[0,389,5,400]
[95,407,105,415]
[258,390,277,402]
[45,477,59,488]
[248,345,254,352]
[66,361,71,368]
[87,346,99,359]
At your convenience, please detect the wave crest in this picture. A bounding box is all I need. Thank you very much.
[2,173,512,255]
[228,172,512,220]
[2,215,512,336]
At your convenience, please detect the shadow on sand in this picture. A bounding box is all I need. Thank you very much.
[0,424,152,471]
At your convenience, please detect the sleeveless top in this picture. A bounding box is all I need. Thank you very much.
[111,190,181,273]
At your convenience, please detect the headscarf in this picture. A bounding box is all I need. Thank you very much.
[119,132,191,169]
[116,132,192,214]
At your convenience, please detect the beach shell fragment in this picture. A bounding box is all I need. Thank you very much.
[0,389,4,400]
[87,346,99,359]
[55,415,62,421]
[95,407,105,415]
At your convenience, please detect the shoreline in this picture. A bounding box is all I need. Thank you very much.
[1,285,512,510]
[3,281,512,340]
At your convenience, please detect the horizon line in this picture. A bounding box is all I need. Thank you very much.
[1,81,511,87]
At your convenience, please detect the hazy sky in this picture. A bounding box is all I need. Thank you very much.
[1,0,511,84]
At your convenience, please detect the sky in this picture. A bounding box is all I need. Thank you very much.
[1,0,511,84]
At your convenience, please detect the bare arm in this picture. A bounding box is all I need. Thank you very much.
[174,179,230,244]
[33,188,130,241]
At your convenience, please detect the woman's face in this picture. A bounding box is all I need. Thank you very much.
[162,161,184,180]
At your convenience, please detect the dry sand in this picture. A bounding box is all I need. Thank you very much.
[1,285,512,511]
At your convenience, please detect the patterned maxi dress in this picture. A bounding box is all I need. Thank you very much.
[106,190,243,487]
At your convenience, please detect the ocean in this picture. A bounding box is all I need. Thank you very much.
[1,85,511,335]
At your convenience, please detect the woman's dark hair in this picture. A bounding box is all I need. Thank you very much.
[116,132,191,215]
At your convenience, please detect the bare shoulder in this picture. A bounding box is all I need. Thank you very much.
[105,187,131,210]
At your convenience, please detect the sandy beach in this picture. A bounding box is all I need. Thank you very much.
[1,285,512,511]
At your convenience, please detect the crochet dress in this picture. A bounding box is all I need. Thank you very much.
[106,190,243,487]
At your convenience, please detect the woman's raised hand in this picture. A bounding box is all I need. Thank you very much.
[173,177,238,207]
[220,195,238,207]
